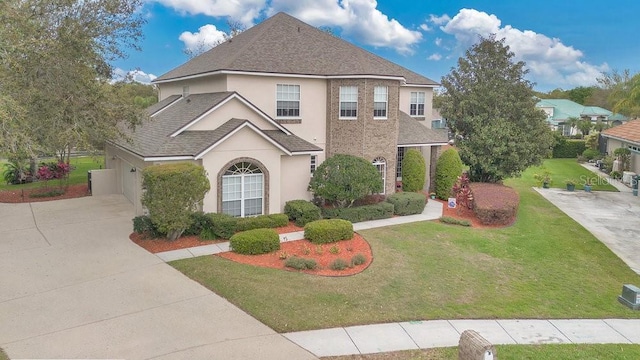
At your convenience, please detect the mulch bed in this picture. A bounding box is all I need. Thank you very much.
[436,199,514,229]
[0,184,90,203]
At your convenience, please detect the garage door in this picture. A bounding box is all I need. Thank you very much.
[121,161,136,204]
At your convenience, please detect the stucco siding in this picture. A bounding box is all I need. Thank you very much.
[399,86,434,124]
[201,127,285,214]
[104,143,147,215]
[158,75,228,100]
[280,155,313,209]
[188,98,279,132]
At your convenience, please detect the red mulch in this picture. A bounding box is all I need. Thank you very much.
[436,199,513,229]
[0,184,90,203]
[218,233,372,277]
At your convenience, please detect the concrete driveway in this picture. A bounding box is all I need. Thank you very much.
[535,188,640,275]
[0,195,316,359]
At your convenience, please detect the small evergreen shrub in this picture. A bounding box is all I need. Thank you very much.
[386,192,426,215]
[284,256,317,270]
[435,148,463,200]
[207,213,238,240]
[229,228,280,255]
[304,219,353,244]
[321,202,394,223]
[284,200,321,226]
[439,216,471,226]
[402,149,426,192]
[183,212,214,236]
[553,140,586,158]
[470,183,519,226]
[235,214,289,232]
[351,253,367,266]
[132,215,163,238]
[582,148,600,161]
[330,258,350,270]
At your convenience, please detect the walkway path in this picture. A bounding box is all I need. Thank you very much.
[284,319,640,357]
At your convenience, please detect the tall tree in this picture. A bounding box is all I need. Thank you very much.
[610,72,640,118]
[440,35,553,183]
[0,0,146,161]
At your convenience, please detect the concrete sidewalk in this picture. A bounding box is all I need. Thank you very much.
[284,319,640,357]
[156,199,444,262]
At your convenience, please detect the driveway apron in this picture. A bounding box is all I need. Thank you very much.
[0,195,316,359]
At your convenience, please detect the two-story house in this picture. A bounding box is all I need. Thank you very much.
[536,99,628,136]
[104,12,448,216]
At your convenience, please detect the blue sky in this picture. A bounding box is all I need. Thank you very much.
[113,0,640,91]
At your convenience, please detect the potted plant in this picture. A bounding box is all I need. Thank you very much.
[566,179,577,192]
[534,172,552,189]
[584,178,592,192]
[429,192,436,200]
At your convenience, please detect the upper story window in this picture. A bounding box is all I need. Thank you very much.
[410,91,425,116]
[339,86,358,119]
[374,86,388,119]
[276,84,300,117]
[310,155,317,175]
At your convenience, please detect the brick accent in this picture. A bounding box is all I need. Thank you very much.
[326,79,400,195]
[217,157,270,215]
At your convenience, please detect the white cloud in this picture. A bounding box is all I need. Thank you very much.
[268,0,422,54]
[439,8,608,87]
[427,53,442,61]
[435,37,442,47]
[150,0,266,26]
[112,68,157,84]
[179,24,227,53]
[419,23,431,32]
[429,14,450,26]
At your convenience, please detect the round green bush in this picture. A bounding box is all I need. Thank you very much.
[402,149,426,192]
[435,148,463,200]
[229,228,280,255]
[582,148,600,161]
[284,200,321,226]
[304,219,353,244]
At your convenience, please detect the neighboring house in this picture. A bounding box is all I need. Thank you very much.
[536,99,628,136]
[601,119,640,174]
[104,12,448,216]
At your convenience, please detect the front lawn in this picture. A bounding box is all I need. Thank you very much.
[0,156,104,191]
[171,177,640,332]
[520,158,617,191]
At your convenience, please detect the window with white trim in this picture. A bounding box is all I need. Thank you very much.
[396,147,405,180]
[339,86,358,118]
[276,84,300,117]
[410,91,425,116]
[310,155,317,175]
[374,86,388,118]
[372,157,386,194]
[222,162,263,217]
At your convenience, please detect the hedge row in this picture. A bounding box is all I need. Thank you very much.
[229,228,280,255]
[386,192,426,216]
[304,219,353,244]
[284,200,322,226]
[469,183,519,226]
[553,140,586,158]
[321,202,394,223]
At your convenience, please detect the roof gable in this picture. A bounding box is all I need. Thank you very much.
[154,12,437,86]
[397,111,449,146]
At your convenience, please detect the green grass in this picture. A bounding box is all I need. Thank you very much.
[0,156,104,191]
[171,175,640,332]
[323,344,640,359]
[521,158,617,191]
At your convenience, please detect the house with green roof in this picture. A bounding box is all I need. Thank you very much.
[102,12,448,216]
[536,99,628,136]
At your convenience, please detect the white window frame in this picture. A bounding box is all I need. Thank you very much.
[374,86,388,119]
[372,157,386,194]
[396,147,405,180]
[276,84,300,118]
[310,155,317,175]
[410,91,425,116]
[339,86,358,119]
[222,162,264,217]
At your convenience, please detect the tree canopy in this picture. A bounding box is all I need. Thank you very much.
[439,35,554,183]
[0,0,147,160]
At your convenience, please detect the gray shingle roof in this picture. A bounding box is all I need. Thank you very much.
[110,92,321,158]
[398,111,449,146]
[155,12,437,86]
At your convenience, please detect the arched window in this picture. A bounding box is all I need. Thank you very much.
[222,162,263,217]
[372,157,386,194]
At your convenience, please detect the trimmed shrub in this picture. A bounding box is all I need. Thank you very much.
[141,162,210,241]
[183,212,214,236]
[330,258,350,270]
[132,215,163,238]
[285,256,317,270]
[284,200,321,226]
[235,214,289,232]
[582,148,600,161]
[439,216,471,227]
[229,228,280,255]
[386,192,426,216]
[435,148,463,200]
[206,213,238,240]
[351,253,367,266]
[469,183,519,226]
[304,219,353,244]
[553,140,586,158]
[402,149,426,192]
[321,202,394,223]
[308,154,383,207]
